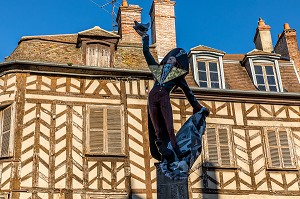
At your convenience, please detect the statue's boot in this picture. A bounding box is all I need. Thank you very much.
[155,139,174,163]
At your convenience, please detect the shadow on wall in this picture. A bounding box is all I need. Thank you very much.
[200,162,219,199]
[128,190,143,199]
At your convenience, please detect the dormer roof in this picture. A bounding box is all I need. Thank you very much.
[190,45,225,55]
[78,26,120,38]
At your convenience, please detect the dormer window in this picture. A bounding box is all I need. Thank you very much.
[254,63,278,91]
[243,50,283,92]
[198,58,221,88]
[86,43,111,67]
[189,45,226,89]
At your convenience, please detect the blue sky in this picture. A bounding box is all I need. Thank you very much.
[1,0,300,61]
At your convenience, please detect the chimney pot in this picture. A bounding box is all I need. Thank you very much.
[284,23,291,30]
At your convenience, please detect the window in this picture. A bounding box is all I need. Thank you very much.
[0,105,14,158]
[87,105,124,155]
[197,59,221,88]
[254,64,279,91]
[264,128,296,169]
[203,125,234,167]
[86,43,111,67]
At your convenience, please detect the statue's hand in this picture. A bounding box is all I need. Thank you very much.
[133,20,150,37]
[135,29,147,37]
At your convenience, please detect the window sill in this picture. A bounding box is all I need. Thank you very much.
[266,167,299,172]
[202,165,239,171]
[85,154,127,161]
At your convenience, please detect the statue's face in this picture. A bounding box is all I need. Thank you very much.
[166,56,176,66]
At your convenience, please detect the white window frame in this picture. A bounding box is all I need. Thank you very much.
[191,53,225,89]
[86,105,125,156]
[249,58,283,92]
[202,124,235,167]
[0,104,15,158]
[264,127,297,169]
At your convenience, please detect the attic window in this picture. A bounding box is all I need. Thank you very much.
[86,43,111,67]
[254,64,279,91]
[198,59,221,88]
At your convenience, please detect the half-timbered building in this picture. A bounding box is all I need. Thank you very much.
[1,0,300,198]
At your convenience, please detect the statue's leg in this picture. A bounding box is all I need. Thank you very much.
[148,90,174,162]
[159,93,188,159]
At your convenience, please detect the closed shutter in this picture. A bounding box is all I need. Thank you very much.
[107,109,122,154]
[267,130,281,167]
[267,129,294,168]
[89,107,104,153]
[88,106,123,155]
[1,106,12,157]
[279,131,293,168]
[86,44,111,67]
[219,129,230,166]
[207,127,219,166]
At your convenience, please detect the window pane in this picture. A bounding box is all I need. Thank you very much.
[256,75,265,84]
[267,76,276,85]
[254,65,263,74]
[200,81,207,87]
[258,85,266,91]
[199,72,207,81]
[269,86,278,92]
[198,62,206,71]
[211,82,220,88]
[265,66,274,75]
[209,62,218,72]
[210,72,219,81]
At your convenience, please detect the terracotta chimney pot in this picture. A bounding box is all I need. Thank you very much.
[284,23,291,30]
[122,0,128,7]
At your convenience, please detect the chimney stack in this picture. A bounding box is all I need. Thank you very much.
[150,0,176,60]
[275,23,300,75]
[116,0,142,44]
[254,18,273,52]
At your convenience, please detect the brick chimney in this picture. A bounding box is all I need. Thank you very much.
[116,0,142,43]
[275,23,300,75]
[254,18,273,52]
[150,0,176,60]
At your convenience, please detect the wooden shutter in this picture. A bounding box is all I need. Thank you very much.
[107,109,122,154]
[219,128,230,166]
[86,44,111,67]
[207,127,219,166]
[267,130,280,167]
[89,107,104,154]
[1,106,12,157]
[279,131,293,168]
[267,129,294,168]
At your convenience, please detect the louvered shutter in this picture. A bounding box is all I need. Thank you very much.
[219,129,231,166]
[267,130,281,167]
[89,107,104,154]
[279,131,293,168]
[107,108,122,154]
[207,128,219,166]
[1,106,12,157]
